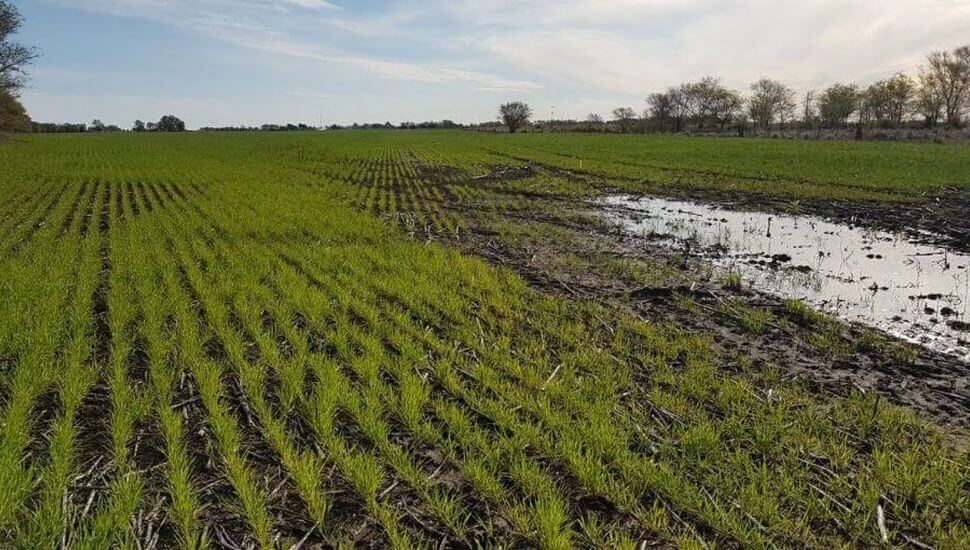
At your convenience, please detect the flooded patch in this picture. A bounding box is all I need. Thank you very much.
[603,195,970,361]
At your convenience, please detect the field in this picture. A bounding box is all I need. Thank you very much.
[0,131,967,548]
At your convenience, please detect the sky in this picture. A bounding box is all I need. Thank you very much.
[12,0,970,128]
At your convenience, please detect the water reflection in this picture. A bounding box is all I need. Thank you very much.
[602,195,970,361]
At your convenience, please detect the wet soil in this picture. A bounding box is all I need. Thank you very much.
[698,187,970,256]
[492,153,970,255]
[602,195,970,360]
[388,162,970,430]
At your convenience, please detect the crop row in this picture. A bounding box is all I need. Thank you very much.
[0,133,964,548]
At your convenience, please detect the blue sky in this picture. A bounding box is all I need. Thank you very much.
[13,0,970,128]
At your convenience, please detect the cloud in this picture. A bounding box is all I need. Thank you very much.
[50,0,540,92]
[227,37,542,92]
[443,0,970,96]
[33,0,970,123]
[276,0,340,10]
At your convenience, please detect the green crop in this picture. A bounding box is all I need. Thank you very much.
[0,131,965,548]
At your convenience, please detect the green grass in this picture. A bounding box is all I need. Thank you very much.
[476,131,970,201]
[0,131,966,547]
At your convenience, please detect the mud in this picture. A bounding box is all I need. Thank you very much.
[493,152,970,255]
[602,194,970,361]
[388,161,970,430]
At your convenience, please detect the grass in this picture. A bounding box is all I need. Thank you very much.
[0,131,966,547]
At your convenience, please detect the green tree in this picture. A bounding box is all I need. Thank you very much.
[498,102,531,133]
[818,83,860,127]
[0,89,29,132]
[1,1,38,94]
[157,115,186,132]
[862,74,914,127]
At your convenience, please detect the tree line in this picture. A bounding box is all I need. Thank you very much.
[499,43,970,135]
[32,115,187,133]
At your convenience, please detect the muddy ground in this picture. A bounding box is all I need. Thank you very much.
[377,161,970,432]
[688,187,970,256]
[488,152,970,255]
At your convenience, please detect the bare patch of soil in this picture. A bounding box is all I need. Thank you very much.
[385,162,970,430]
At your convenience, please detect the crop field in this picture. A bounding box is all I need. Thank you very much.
[0,131,967,548]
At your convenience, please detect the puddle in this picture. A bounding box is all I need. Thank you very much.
[602,195,970,361]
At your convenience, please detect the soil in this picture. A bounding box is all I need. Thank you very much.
[388,162,970,431]
[703,188,970,255]
[489,152,970,254]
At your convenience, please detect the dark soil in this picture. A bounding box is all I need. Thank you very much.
[490,152,970,254]
[700,188,970,255]
[388,162,970,431]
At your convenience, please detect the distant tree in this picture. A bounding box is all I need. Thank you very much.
[686,77,740,129]
[818,83,860,127]
[611,107,637,133]
[0,1,38,95]
[146,121,157,132]
[861,74,914,127]
[0,89,29,131]
[693,79,743,131]
[915,74,944,128]
[646,91,674,131]
[669,84,696,132]
[882,74,916,126]
[585,113,603,132]
[156,114,186,132]
[748,78,796,131]
[919,45,970,127]
[90,119,106,132]
[132,119,146,132]
[498,101,532,133]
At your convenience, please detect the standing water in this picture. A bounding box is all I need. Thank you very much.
[602,195,970,361]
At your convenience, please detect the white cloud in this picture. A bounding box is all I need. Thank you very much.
[34,0,970,123]
[276,0,340,10]
[440,0,970,99]
[50,0,540,92]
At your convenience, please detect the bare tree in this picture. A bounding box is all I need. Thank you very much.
[585,113,603,132]
[748,78,796,131]
[686,77,731,129]
[646,92,673,131]
[919,46,970,127]
[611,107,637,133]
[499,101,532,134]
[680,78,742,128]
[706,87,743,131]
[0,1,38,94]
[668,84,694,132]
[818,83,860,127]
